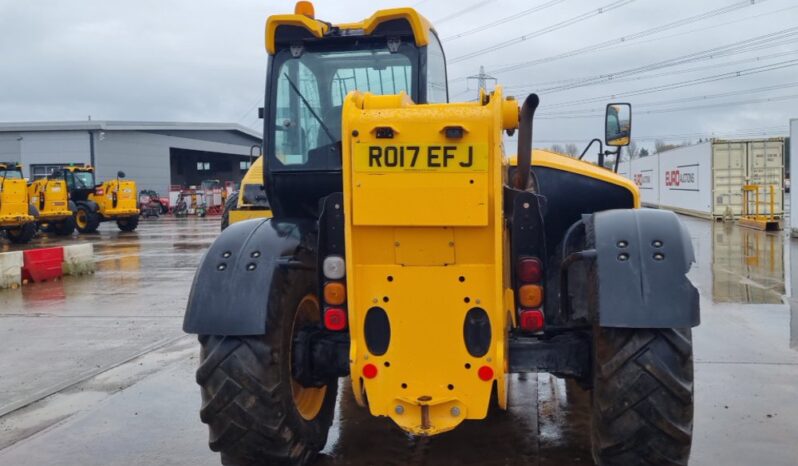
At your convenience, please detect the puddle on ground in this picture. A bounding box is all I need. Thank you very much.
[711,222,786,304]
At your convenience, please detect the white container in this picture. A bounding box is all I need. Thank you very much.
[62,243,95,275]
[622,138,785,219]
[0,251,23,289]
[658,143,713,218]
[790,119,798,235]
[629,154,660,208]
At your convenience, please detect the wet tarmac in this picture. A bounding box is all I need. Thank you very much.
[0,215,797,465]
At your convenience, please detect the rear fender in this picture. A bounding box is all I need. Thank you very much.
[76,200,99,213]
[589,209,700,328]
[183,217,317,335]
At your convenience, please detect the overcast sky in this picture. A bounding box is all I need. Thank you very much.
[1,0,796,153]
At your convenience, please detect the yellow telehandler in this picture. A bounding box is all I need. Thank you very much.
[184,3,700,465]
[220,155,272,230]
[0,162,37,244]
[28,175,76,236]
[51,165,140,233]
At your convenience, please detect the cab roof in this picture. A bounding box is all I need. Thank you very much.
[266,2,433,54]
[64,164,94,173]
[0,162,22,170]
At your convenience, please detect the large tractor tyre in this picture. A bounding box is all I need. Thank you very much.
[220,192,239,231]
[54,216,76,236]
[591,327,694,465]
[117,215,139,232]
[7,222,36,244]
[196,270,337,466]
[75,206,101,234]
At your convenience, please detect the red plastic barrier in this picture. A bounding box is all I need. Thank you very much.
[21,247,64,282]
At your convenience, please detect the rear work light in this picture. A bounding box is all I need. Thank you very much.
[517,257,542,283]
[324,308,347,331]
[323,255,345,280]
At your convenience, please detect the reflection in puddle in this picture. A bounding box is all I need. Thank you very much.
[712,222,785,304]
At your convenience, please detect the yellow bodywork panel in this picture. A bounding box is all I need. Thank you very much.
[0,178,34,227]
[266,7,431,54]
[341,88,517,435]
[511,150,641,208]
[90,179,139,219]
[28,179,72,221]
[228,156,272,226]
[229,209,271,224]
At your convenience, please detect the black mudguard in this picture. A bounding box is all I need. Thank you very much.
[591,209,700,328]
[183,217,317,335]
[76,200,99,212]
[68,201,77,213]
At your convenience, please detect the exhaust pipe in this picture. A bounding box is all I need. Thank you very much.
[513,93,540,191]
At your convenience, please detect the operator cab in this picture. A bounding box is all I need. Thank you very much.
[0,163,23,180]
[264,4,447,217]
[52,166,96,201]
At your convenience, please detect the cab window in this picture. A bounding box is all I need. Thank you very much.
[425,32,448,103]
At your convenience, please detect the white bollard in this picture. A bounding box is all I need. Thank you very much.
[0,251,23,289]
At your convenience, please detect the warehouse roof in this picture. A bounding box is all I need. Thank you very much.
[0,120,261,140]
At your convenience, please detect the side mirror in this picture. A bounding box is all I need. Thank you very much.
[117,171,126,178]
[605,103,631,147]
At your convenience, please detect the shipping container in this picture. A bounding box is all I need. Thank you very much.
[791,119,798,235]
[623,138,785,220]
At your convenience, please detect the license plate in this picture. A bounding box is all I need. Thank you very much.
[354,143,488,172]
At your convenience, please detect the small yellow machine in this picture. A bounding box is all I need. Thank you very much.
[220,155,272,230]
[0,162,37,243]
[28,176,76,236]
[51,165,140,233]
[184,4,700,465]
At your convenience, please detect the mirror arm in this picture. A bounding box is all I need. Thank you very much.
[612,147,622,173]
[579,138,604,161]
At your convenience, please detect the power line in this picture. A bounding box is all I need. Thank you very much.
[539,58,798,108]
[536,92,798,119]
[503,27,798,94]
[432,0,498,25]
[503,41,798,98]
[448,0,637,64]
[538,81,798,116]
[451,0,770,80]
[442,0,567,42]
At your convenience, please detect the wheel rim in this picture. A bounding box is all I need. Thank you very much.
[76,211,88,229]
[290,294,327,421]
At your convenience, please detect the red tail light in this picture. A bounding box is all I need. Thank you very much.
[477,365,494,381]
[519,309,545,332]
[324,308,347,331]
[517,257,542,283]
[95,188,104,196]
[363,363,378,379]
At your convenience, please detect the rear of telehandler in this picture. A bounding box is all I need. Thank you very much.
[51,165,140,233]
[0,162,37,244]
[184,4,700,465]
[28,176,76,236]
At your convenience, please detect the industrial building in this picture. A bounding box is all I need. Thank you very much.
[0,121,262,195]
